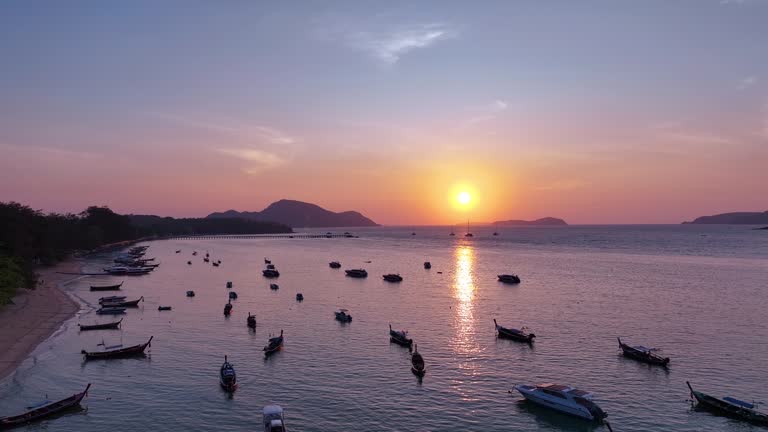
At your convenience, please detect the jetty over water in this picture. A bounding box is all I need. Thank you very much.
[165,233,359,240]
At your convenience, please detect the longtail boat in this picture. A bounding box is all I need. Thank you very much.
[98,295,126,304]
[78,318,122,331]
[96,307,126,315]
[100,296,144,308]
[389,324,413,349]
[81,336,152,360]
[687,381,768,426]
[494,319,535,343]
[220,356,237,392]
[90,281,123,291]
[247,313,256,328]
[411,344,426,377]
[0,384,90,429]
[617,337,669,366]
[263,330,283,356]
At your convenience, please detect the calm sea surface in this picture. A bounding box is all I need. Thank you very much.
[2,225,767,431]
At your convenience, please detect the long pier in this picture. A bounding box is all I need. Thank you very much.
[165,233,358,240]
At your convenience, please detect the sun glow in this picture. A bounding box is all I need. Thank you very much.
[457,191,471,206]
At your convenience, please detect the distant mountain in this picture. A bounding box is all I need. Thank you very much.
[683,211,768,225]
[207,199,379,228]
[127,215,292,235]
[493,217,568,226]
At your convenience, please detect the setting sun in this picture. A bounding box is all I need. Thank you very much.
[457,191,472,206]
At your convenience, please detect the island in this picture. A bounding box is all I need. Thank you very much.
[207,199,379,228]
[493,217,568,226]
[682,211,768,225]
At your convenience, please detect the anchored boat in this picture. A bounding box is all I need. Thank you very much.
[78,318,122,331]
[494,319,535,343]
[514,383,607,421]
[219,356,237,392]
[345,269,368,278]
[389,324,413,349]
[263,330,284,356]
[0,384,91,429]
[263,405,287,432]
[617,337,669,366]
[687,381,768,426]
[81,336,153,360]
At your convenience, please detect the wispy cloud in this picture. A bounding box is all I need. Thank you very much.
[737,75,757,90]
[348,23,455,64]
[148,112,297,174]
[462,99,509,127]
[216,148,286,174]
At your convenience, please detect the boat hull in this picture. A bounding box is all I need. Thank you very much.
[516,389,595,420]
[0,384,90,429]
[81,337,152,360]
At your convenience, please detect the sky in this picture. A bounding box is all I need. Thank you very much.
[1,0,766,225]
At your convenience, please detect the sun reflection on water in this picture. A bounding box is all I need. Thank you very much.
[451,244,482,400]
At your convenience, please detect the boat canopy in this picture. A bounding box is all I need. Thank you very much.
[723,397,755,409]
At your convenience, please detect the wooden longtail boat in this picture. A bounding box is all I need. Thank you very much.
[96,307,126,315]
[494,319,535,343]
[617,337,669,366]
[100,296,144,308]
[98,295,126,304]
[81,336,152,360]
[263,330,283,356]
[389,324,413,349]
[687,381,768,426]
[78,318,122,331]
[0,384,90,429]
[411,344,426,377]
[89,281,124,291]
[219,356,237,392]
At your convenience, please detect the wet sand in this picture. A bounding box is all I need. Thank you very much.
[0,259,81,380]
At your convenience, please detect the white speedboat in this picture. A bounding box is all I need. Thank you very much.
[514,383,607,421]
[263,405,287,432]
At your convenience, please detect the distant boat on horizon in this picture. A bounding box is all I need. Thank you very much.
[465,219,473,237]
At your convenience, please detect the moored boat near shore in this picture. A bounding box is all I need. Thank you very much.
[81,336,153,360]
[90,281,124,291]
[0,384,91,429]
[687,381,768,426]
[78,318,122,331]
[100,296,143,308]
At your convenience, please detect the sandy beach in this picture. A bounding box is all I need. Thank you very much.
[0,259,81,381]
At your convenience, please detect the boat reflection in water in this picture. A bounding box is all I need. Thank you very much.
[451,245,482,401]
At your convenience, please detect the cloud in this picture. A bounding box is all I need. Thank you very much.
[463,99,509,127]
[737,76,757,90]
[348,23,455,64]
[216,148,284,164]
[147,112,297,174]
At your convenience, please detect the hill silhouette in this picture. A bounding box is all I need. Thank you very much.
[493,217,568,226]
[207,199,378,228]
[683,211,768,224]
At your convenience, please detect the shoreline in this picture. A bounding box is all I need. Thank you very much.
[0,259,82,381]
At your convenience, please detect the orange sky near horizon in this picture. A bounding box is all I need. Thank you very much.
[1,1,766,225]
